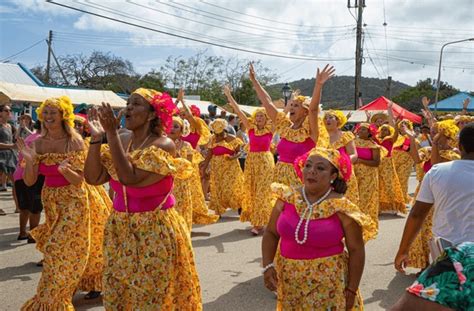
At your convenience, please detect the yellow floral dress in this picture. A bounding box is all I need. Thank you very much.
[408,148,461,268]
[99,145,201,310]
[354,138,384,238]
[77,138,113,292]
[392,136,414,204]
[239,119,275,227]
[173,142,201,232]
[182,116,211,149]
[273,112,329,187]
[377,137,407,214]
[208,136,247,216]
[331,131,360,206]
[23,151,90,311]
[272,183,374,310]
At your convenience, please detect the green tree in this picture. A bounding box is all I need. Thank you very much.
[393,78,459,112]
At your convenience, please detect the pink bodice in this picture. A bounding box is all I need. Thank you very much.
[277,137,315,163]
[356,147,373,161]
[38,163,70,187]
[394,137,410,152]
[212,146,234,156]
[182,132,200,149]
[248,129,272,152]
[379,140,394,157]
[423,161,433,173]
[277,203,344,259]
[109,176,175,213]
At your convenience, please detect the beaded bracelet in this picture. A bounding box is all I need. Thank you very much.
[262,263,275,274]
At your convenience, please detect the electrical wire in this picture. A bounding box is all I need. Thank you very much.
[47,1,353,61]
[0,39,45,62]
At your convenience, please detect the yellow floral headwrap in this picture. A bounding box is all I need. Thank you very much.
[210,118,228,134]
[293,95,311,109]
[325,110,347,128]
[36,96,75,128]
[455,115,472,125]
[436,119,459,141]
[379,124,395,137]
[132,88,160,103]
[370,112,388,124]
[250,108,268,123]
[294,147,352,182]
[172,116,190,137]
[399,119,414,131]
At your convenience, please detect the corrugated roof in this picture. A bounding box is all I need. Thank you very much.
[0,63,42,86]
[428,92,474,112]
[0,82,126,107]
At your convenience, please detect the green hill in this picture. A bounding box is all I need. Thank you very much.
[267,76,411,109]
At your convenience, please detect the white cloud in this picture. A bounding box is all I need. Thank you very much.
[6,0,474,90]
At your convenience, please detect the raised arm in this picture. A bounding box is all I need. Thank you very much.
[387,100,396,127]
[461,97,470,115]
[402,124,422,164]
[249,63,278,122]
[309,64,335,144]
[223,85,251,130]
[177,88,199,130]
[17,138,39,186]
[84,107,110,185]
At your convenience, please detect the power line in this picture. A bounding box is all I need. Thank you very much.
[199,0,353,29]
[152,0,351,37]
[46,1,353,61]
[0,39,45,62]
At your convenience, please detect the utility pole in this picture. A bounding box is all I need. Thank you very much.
[45,30,52,84]
[348,0,365,109]
[385,76,392,99]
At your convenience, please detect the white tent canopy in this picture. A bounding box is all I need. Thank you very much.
[0,82,126,108]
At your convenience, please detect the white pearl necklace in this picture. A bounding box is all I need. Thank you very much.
[294,187,332,245]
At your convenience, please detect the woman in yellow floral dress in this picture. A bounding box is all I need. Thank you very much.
[403,120,461,270]
[322,109,360,205]
[354,123,382,237]
[375,102,407,215]
[249,63,332,187]
[168,116,197,232]
[224,86,275,235]
[74,114,113,299]
[19,96,91,310]
[84,88,201,310]
[175,90,219,225]
[262,147,375,310]
[392,120,415,204]
[200,118,246,216]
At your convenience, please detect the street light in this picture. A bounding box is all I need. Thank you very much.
[282,83,292,107]
[434,37,474,113]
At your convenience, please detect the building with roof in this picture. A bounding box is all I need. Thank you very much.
[428,92,474,112]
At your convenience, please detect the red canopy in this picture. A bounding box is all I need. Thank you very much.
[358,96,422,124]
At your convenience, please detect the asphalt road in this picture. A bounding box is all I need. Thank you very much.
[0,174,419,310]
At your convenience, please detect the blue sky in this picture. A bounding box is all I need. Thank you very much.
[1,0,473,93]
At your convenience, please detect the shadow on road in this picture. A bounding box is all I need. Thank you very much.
[0,226,29,252]
[364,272,416,309]
[192,229,257,253]
[0,262,41,283]
[204,275,275,311]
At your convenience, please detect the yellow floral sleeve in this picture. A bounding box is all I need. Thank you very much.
[194,117,211,146]
[319,198,377,242]
[274,112,292,134]
[332,131,355,150]
[274,112,314,143]
[36,150,86,172]
[130,145,176,176]
[246,117,272,136]
[271,182,298,205]
[172,157,194,180]
[419,147,432,163]
[439,149,461,161]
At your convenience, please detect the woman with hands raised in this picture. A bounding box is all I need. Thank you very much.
[249,63,333,187]
[224,85,274,235]
[84,89,202,310]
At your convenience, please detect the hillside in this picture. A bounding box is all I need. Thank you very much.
[267,76,411,109]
